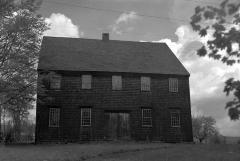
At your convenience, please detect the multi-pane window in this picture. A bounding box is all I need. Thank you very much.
[169,78,178,92]
[49,108,60,127]
[142,108,152,127]
[82,75,92,89]
[81,108,91,126]
[112,75,122,90]
[171,110,180,127]
[141,76,151,91]
[50,75,61,89]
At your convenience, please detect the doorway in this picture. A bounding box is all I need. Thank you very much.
[104,112,130,140]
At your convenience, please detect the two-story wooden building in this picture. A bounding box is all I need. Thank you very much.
[35,33,193,143]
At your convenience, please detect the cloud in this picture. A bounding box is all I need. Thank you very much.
[217,117,240,137]
[191,105,203,117]
[152,25,240,136]
[115,11,138,24]
[110,11,139,35]
[153,25,201,58]
[44,13,83,38]
[154,38,182,56]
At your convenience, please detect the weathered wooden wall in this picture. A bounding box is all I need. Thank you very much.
[35,71,193,143]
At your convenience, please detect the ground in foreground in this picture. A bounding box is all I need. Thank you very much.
[0,142,239,161]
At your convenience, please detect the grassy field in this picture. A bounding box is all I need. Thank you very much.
[0,142,239,161]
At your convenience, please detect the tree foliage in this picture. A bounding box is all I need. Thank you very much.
[192,116,218,143]
[224,78,240,120]
[190,0,240,120]
[0,0,48,138]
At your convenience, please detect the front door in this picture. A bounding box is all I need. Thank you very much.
[104,112,130,140]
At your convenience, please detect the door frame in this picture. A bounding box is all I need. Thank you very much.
[104,110,131,140]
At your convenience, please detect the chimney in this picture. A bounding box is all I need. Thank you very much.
[102,33,109,41]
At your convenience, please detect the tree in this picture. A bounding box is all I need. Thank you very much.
[0,0,48,139]
[192,116,218,143]
[190,0,240,120]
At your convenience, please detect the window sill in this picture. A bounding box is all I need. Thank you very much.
[169,91,178,93]
[48,89,61,91]
[142,125,152,127]
[141,90,151,92]
[141,91,151,93]
[81,88,92,90]
[171,126,181,128]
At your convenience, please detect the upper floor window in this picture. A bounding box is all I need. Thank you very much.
[112,75,122,90]
[171,110,180,127]
[50,75,61,90]
[82,75,92,89]
[141,76,151,91]
[169,78,178,92]
[49,108,60,127]
[142,108,152,127]
[81,107,91,126]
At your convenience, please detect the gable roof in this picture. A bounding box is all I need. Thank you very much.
[38,36,190,76]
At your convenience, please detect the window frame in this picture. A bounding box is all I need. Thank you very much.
[170,110,181,127]
[141,108,152,127]
[49,108,60,127]
[141,76,151,91]
[50,75,61,90]
[169,78,178,92]
[112,75,122,90]
[82,75,92,89]
[81,107,92,127]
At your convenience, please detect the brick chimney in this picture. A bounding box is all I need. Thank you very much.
[102,33,109,41]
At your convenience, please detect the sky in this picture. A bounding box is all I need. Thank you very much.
[35,0,240,136]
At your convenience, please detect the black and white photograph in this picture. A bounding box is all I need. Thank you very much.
[0,0,240,160]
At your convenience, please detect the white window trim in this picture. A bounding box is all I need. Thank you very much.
[82,75,92,89]
[171,111,181,127]
[169,78,178,92]
[141,76,151,91]
[81,108,92,127]
[142,108,152,127]
[112,75,122,90]
[49,108,60,127]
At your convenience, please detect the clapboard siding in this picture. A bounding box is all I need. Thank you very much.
[35,71,193,143]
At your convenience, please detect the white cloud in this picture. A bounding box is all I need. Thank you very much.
[153,38,182,57]
[110,11,139,35]
[217,117,240,137]
[191,105,203,117]
[44,13,83,38]
[153,25,201,58]
[115,11,138,24]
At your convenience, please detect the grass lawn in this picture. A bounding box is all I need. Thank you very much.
[0,142,239,161]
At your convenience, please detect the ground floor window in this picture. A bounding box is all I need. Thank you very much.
[142,108,152,127]
[81,108,91,126]
[171,110,180,127]
[49,108,60,127]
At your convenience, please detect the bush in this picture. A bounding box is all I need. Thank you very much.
[209,134,221,144]
[0,132,3,143]
[4,131,14,145]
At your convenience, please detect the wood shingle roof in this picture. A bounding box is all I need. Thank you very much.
[38,36,190,76]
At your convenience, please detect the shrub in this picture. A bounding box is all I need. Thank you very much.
[4,131,14,145]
